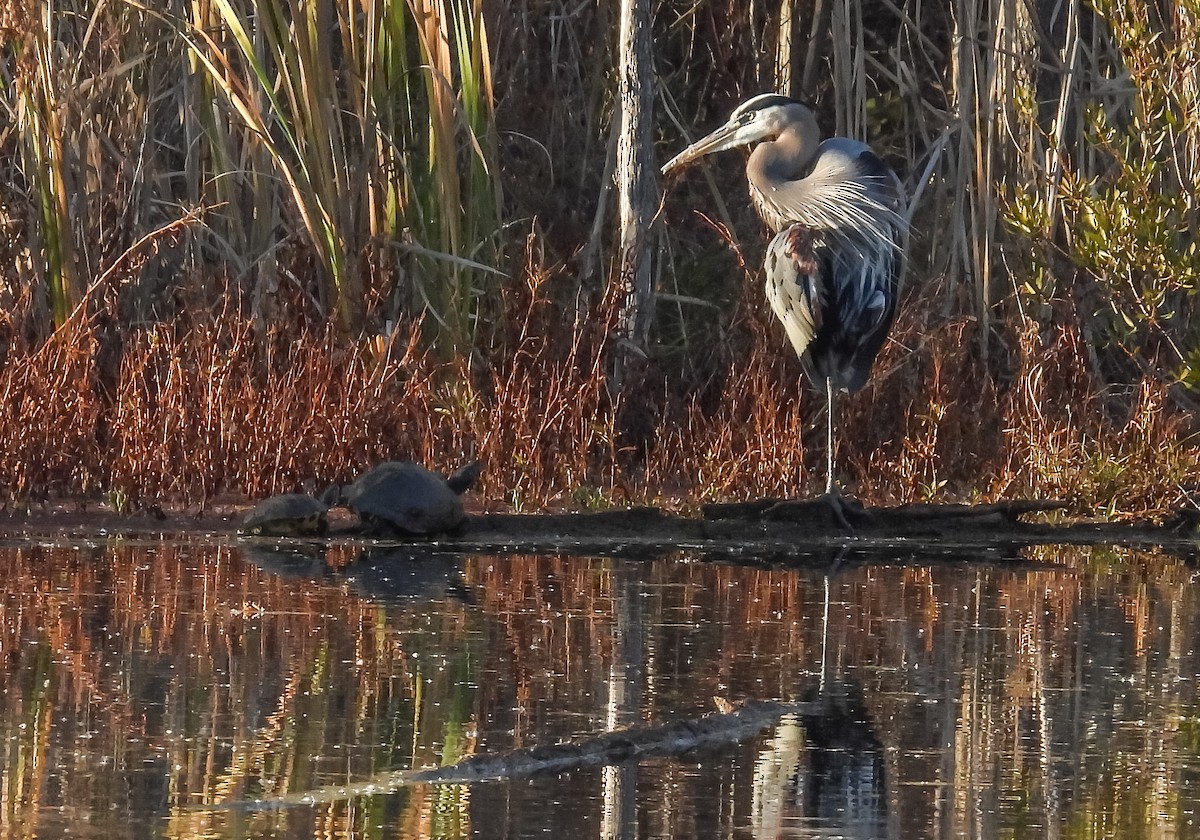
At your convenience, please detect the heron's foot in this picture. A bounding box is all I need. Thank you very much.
[820,491,870,531]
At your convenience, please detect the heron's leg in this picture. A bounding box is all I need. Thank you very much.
[820,378,867,529]
[825,376,836,496]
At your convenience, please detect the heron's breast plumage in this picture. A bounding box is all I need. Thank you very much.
[749,140,904,242]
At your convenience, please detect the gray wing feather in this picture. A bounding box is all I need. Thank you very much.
[764,228,822,361]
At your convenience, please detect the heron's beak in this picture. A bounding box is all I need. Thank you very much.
[661,119,772,176]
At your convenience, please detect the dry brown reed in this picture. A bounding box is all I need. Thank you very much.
[0,253,1194,517]
[0,265,622,508]
[1,0,1198,515]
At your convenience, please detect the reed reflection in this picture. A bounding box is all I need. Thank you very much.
[0,542,1197,839]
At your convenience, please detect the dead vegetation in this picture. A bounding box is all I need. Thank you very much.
[0,0,1197,517]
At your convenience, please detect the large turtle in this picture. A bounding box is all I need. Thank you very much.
[239,493,329,537]
[341,460,482,536]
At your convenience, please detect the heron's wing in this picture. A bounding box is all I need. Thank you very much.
[764,225,823,361]
[827,241,901,391]
[766,219,902,392]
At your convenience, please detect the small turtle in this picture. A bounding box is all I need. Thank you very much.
[239,493,329,537]
[340,460,482,536]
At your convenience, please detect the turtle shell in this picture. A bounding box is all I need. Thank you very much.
[240,494,329,536]
[345,462,465,535]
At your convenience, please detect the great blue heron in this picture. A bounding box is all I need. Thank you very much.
[662,93,906,522]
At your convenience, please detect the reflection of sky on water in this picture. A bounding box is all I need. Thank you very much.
[0,542,1196,838]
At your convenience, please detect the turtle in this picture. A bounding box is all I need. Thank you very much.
[239,493,329,537]
[339,460,482,537]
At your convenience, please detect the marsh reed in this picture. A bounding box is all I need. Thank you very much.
[0,0,1197,514]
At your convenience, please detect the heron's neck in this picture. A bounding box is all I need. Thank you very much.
[746,127,819,231]
[747,126,818,191]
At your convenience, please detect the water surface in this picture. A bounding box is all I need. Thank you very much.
[1,539,1198,838]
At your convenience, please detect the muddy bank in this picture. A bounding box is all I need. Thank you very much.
[448,500,1198,562]
[1,499,1195,563]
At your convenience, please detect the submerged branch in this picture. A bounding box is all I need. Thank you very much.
[205,698,814,811]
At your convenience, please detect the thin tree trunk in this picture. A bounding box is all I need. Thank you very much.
[579,116,620,287]
[776,0,796,95]
[613,0,657,387]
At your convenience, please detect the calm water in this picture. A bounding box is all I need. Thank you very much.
[2,538,1199,839]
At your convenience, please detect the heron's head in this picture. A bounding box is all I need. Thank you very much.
[662,94,817,176]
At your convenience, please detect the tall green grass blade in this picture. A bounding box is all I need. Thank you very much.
[13,24,79,332]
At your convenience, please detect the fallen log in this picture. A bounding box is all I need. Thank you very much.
[10,498,1195,560]
[442,501,1192,561]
